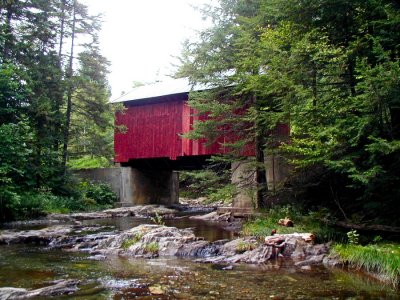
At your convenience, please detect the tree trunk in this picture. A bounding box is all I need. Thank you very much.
[253,93,268,208]
[62,0,76,169]
[54,0,66,153]
[390,107,400,139]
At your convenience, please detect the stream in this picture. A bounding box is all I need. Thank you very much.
[0,216,399,299]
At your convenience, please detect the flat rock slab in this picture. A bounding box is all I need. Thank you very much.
[0,225,74,245]
[0,279,80,300]
[48,205,177,221]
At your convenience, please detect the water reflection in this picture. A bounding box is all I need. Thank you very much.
[0,244,399,299]
[82,216,235,241]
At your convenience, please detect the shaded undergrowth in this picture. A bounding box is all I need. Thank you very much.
[242,205,400,288]
[241,205,346,243]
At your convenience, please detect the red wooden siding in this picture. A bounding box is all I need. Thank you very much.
[115,99,184,162]
[114,95,256,163]
[182,102,225,156]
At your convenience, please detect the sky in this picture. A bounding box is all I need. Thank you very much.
[80,0,212,100]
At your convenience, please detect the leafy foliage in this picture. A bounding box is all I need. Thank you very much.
[178,0,400,224]
[79,181,117,207]
[68,156,111,169]
[0,1,113,221]
[2,181,117,221]
[180,163,235,204]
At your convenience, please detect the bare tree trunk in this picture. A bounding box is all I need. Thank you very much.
[255,132,267,208]
[58,0,66,63]
[62,0,76,169]
[54,0,66,153]
[253,94,268,208]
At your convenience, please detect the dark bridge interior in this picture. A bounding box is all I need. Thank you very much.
[120,155,217,171]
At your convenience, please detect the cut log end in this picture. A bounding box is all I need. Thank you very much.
[278,218,294,227]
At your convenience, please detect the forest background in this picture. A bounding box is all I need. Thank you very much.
[0,0,115,221]
[0,0,399,229]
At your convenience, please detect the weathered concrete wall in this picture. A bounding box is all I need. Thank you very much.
[74,168,122,199]
[231,159,257,209]
[74,167,179,206]
[231,154,289,209]
[265,154,289,193]
[129,169,179,206]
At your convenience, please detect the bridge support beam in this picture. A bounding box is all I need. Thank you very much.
[231,159,257,209]
[231,155,289,209]
[120,167,179,206]
[265,153,289,193]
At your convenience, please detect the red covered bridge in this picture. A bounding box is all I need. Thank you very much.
[111,78,287,208]
[112,77,252,169]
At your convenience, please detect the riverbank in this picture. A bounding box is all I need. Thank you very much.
[0,222,330,267]
[1,204,399,290]
[0,207,399,298]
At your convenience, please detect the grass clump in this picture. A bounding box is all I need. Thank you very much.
[121,233,143,250]
[150,212,165,226]
[333,242,400,288]
[235,240,258,254]
[144,242,159,255]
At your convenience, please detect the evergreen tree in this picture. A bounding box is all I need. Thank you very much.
[178,0,400,223]
[0,0,113,219]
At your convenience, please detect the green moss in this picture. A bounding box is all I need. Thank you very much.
[333,243,400,288]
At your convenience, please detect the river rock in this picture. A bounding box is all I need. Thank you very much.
[86,225,329,266]
[0,280,80,299]
[1,222,331,268]
[68,205,177,220]
[0,225,74,245]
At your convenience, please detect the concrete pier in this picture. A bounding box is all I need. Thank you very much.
[74,167,179,206]
[231,159,257,208]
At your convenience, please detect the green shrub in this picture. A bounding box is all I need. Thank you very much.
[3,181,118,221]
[347,230,360,245]
[150,212,165,226]
[179,167,232,202]
[0,187,21,221]
[207,184,236,204]
[68,156,111,169]
[79,181,117,207]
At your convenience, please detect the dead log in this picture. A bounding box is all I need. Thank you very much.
[334,221,400,234]
[278,218,294,227]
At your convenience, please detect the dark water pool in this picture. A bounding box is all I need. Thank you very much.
[81,216,236,242]
[0,217,399,299]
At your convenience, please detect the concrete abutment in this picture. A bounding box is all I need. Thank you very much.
[74,167,179,206]
[74,154,287,209]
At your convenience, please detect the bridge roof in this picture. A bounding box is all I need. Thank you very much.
[110,77,206,104]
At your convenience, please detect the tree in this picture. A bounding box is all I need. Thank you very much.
[0,0,113,220]
[178,0,400,223]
